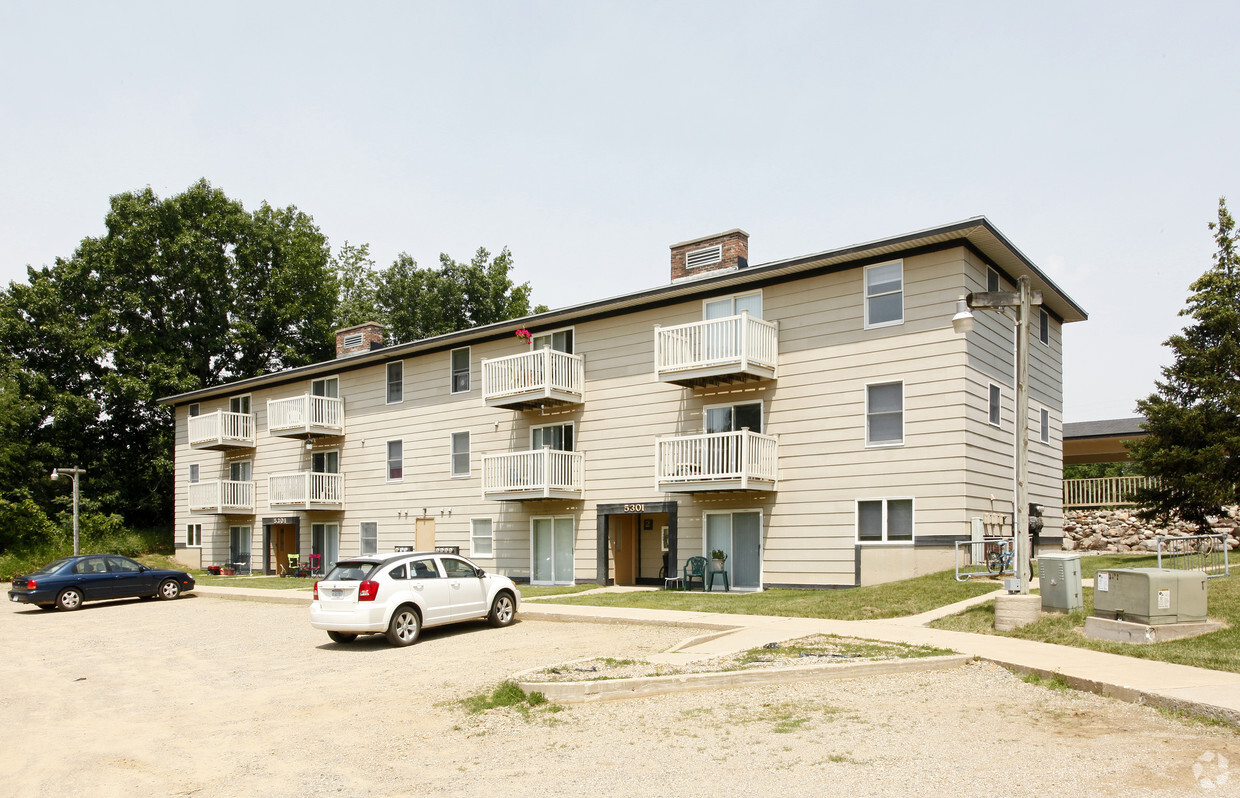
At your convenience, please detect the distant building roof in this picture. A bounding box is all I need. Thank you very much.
[1063,416,1146,465]
[1063,417,1146,440]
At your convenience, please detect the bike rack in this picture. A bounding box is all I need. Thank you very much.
[954,537,1014,582]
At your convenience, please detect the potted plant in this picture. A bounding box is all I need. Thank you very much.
[710,549,727,572]
[221,566,235,576]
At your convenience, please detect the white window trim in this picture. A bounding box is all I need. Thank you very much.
[228,459,253,482]
[855,497,915,544]
[530,421,575,451]
[359,521,378,556]
[386,361,404,405]
[311,375,340,397]
[1039,309,1051,347]
[188,463,200,483]
[864,380,904,448]
[988,383,1002,428]
[863,260,904,330]
[470,517,495,559]
[450,430,470,478]
[701,289,762,318]
[530,326,575,353]
[186,523,202,548]
[386,439,404,483]
[228,393,252,414]
[703,400,764,434]
[450,346,471,394]
[529,515,575,586]
[311,448,341,474]
[1039,407,1051,445]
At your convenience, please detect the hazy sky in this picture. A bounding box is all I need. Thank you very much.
[3,2,1238,422]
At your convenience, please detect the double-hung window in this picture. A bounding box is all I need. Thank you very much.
[387,440,403,481]
[1039,408,1051,444]
[866,382,903,446]
[450,347,470,393]
[186,524,202,548]
[387,362,403,404]
[988,384,1002,427]
[451,431,470,477]
[857,498,914,543]
[471,518,494,558]
[188,464,200,484]
[359,522,377,556]
[1039,309,1050,346]
[864,261,903,328]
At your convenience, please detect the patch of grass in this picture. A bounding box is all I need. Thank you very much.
[931,563,1240,674]
[517,584,596,598]
[191,573,317,589]
[540,568,1000,619]
[1019,670,1074,690]
[460,681,554,718]
[1157,707,1240,731]
[736,635,953,665]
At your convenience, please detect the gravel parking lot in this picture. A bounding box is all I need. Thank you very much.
[3,590,1239,797]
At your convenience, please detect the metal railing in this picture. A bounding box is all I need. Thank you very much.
[655,429,777,488]
[268,472,344,507]
[954,537,1012,581]
[655,312,778,376]
[188,480,254,512]
[482,348,584,403]
[188,410,255,447]
[1156,533,1231,578]
[481,448,583,497]
[267,395,344,434]
[1063,475,1155,508]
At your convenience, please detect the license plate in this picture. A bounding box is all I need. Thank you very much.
[331,589,342,599]
[10,595,18,602]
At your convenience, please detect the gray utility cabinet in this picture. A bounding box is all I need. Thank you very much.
[1038,552,1082,612]
[1092,568,1207,625]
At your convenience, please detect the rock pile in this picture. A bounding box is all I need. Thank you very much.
[1062,507,1239,552]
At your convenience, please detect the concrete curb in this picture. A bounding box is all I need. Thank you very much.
[193,585,312,606]
[514,653,972,703]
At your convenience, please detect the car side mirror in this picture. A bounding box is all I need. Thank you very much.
[140,565,150,572]
[476,569,486,578]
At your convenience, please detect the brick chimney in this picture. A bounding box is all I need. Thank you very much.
[335,322,386,358]
[670,229,749,282]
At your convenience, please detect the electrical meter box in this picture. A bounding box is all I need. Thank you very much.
[1092,568,1207,625]
[1038,552,1082,612]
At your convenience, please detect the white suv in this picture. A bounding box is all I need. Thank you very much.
[310,552,521,646]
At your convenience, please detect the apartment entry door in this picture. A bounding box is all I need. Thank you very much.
[596,502,678,586]
[262,516,301,576]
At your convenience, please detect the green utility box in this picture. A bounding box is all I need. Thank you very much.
[1038,552,1082,612]
[1092,568,1207,625]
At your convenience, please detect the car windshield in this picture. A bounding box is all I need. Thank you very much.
[31,557,74,575]
[324,561,377,581]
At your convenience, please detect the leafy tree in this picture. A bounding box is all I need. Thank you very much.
[332,241,383,329]
[1129,198,1240,529]
[1062,461,1142,480]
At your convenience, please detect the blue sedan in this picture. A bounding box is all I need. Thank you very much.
[7,555,195,611]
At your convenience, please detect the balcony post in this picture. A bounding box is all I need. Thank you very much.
[740,428,750,490]
[542,445,551,498]
[740,311,750,372]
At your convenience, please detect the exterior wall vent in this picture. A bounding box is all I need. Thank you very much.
[335,322,386,358]
[342,333,364,349]
[685,245,723,271]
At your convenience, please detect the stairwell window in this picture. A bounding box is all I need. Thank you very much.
[1040,408,1051,444]
[450,347,470,393]
[1039,309,1051,346]
[387,440,403,481]
[188,464,200,484]
[865,381,903,446]
[451,431,470,477]
[864,261,903,328]
[360,522,377,556]
[988,384,1002,427]
[857,498,914,543]
[387,361,403,404]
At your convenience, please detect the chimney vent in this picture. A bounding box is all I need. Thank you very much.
[335,322,386,358]
[670,229,748,282]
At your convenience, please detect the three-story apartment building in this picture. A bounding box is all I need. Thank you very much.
[162,218,1086,588]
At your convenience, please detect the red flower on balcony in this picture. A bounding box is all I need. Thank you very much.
[515,329,533,342]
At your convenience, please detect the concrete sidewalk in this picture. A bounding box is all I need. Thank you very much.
[192,582,1240,725]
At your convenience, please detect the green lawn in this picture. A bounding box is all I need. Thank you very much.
[538,568,1003,620]
[932,555,1240,674]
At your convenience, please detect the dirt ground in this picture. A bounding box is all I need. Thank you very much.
[3,591,1239,797]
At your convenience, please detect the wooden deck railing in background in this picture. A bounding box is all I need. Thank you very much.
[1063,475,1156,508]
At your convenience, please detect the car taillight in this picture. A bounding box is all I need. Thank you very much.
[313,581,320,600]
[25,579,36,590]
[357,580,379,601]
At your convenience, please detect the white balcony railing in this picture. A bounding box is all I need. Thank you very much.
[267,395,344,436]
[655,429,777,491]
[187,480,254,513]
[481,448,584,500]
[188,410,255,449]
[655,312,778,381]
[482,348,585,408]
[268,472,344,508]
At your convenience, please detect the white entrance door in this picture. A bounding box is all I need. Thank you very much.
[532,517,574,585]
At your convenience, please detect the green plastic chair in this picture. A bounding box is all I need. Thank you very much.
[683,556,708,591]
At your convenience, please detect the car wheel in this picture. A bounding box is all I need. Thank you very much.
[488,591,516,627]
[157,579,181,600]
[327,631,357,644]
[385,605,421,647]
[56,588,83,611]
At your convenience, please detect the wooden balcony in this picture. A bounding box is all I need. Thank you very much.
[1063,475,1156,508]
[187,480,254,514]
[268,472,344,511]
[481,449,584,501]
[188,410,255,450]
[267,395,344,438]
[655,312,778,387]
[655,430,777,493]
[482,349,584,410]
